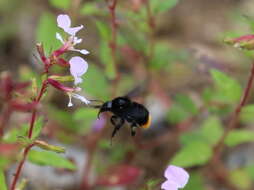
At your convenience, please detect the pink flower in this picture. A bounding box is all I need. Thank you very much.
[56,14,89,55]
[161,165,189,190]
[69,56,88,85]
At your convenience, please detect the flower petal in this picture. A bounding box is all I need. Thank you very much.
[164,165,189,188]
[72,93,90,104]
[161,180,178,190]
[69,56,88,85]
[56,32,64,44]
[57,14,71,30]
[80,49,90,55]
[65,25,84,36]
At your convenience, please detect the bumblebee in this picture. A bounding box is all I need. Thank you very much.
[97,97,151,139]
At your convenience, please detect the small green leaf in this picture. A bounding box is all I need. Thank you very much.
[229,169,252,189]
[167,104,189,124]
[184,172,205,190]
[167,94,197,124]
[34,140,65,153]
[28,150,76,170]
[210,69,242,104]
[240,104,254,123]
[31,117,44,140]
[200,116,223,145]
[0,169,7,190]
[225,129,254,147]
[49,0,71,10]
[171,142,212,167]
[95,20,111,41]
[36,12,61,53]
[80,2,105,15]
[151,0,179,14]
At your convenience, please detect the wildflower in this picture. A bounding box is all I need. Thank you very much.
[55,14,89,55]
[161,165,189,190]
[69,56,88,85]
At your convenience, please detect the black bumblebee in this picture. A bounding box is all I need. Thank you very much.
[96,97,151,139]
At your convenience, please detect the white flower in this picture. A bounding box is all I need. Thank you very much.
[69,56,88,85]
[56,14,89,55]
[161,165,189,190]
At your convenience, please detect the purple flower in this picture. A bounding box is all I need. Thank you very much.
[69,56,88,85]
[56,14,89,55]
[161,165,189,190]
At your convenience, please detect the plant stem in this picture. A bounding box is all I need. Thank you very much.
[10,144,34,190]
[10,81,48,190]
[106,0,119,97]
[0,105,11,138]
[212,62,254,161]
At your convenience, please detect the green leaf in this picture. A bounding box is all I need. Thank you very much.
[210,69,242,104]
[80,64,110,99]
[34,140,65,153]
[36,12,61,53]
[31,117,44,140]
[225,129,254,147]
[167,104,189,124]
[229,169,252,189]
[151,0,179,14]
[184,172,205,190]
[0,170,7,190]
[180,116,223,146]
[240,104,254,123]
[167,94,197,124]
[246,164,254,180]
[80,2,105,15]
[28,150,76,170]
[95,20,111,41]
[171,142,212,167]
[199,116,223,145]
[49,0,70,10]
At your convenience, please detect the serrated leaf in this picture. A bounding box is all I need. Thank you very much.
[225,129,254,147]
[49,0,70,10]
[28,150,76,170]
[36,12,61,53]
[0,170,7,190]
[171,142,212,167]
[151,0,179,14]
[210,69,242,104]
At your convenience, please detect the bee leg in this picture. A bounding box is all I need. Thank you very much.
[130,123,138,136]
[110,115,124,138]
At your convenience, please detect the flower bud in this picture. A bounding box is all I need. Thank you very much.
[224,34,254,50]
[47,78,75,92]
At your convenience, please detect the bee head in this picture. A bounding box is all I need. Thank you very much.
[97,97,131,118]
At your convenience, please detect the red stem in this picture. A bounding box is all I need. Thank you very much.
[107,0,119,97]
[212,62,254,161]
[0,105,12,138]
[10,81,48,190]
